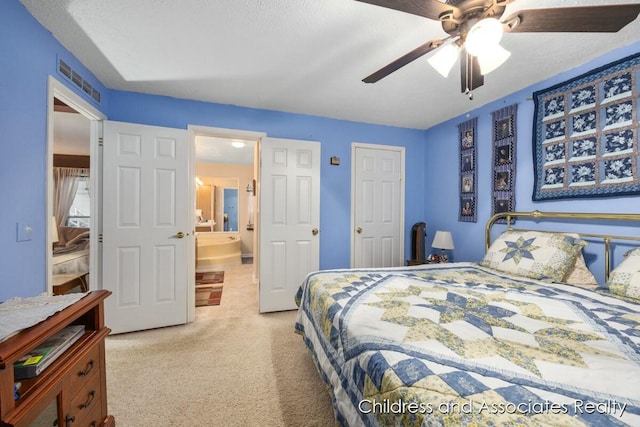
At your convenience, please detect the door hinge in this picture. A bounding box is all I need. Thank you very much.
[98,137,104,147]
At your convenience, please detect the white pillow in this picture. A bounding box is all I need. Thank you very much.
[481,230,586,282]
[606,248,640,301]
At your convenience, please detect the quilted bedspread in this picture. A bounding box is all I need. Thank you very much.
[294,263,640,427]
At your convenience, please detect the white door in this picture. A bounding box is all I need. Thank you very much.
[352,143,404,268]
[102,121,189,334]
[259,137,320,313]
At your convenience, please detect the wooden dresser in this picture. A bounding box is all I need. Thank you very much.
[0,290,115,427]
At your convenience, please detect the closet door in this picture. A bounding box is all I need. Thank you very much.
[352,143,405,268]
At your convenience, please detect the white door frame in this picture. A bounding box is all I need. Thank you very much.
[46,76,106,293]
[187,125,265,321]
[350,142,405,267]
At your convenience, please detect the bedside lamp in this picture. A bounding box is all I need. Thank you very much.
[431,231,454,263]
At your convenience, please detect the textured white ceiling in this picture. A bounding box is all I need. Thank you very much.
[22,0,640,129]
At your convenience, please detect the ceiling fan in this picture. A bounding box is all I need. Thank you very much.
[358,0,640,97]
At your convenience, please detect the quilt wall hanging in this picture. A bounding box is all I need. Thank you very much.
[532,52,640,201]
[459,117,477,222]
[492,104,517,219]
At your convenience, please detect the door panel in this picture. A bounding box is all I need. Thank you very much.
[259,138,320,313]
[353,144,404,268]
[103,120,189,334]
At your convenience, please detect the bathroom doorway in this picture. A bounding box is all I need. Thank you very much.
[189,126,265,310]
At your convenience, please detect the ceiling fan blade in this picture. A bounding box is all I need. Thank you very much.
[354,0,459,20]
[363,40,441,83]
[503,5,640,33]
[460,50,483,94]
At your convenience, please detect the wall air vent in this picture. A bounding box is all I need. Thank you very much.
[58,58,102,105]
[71,70,82,87]
[59,60,72,79]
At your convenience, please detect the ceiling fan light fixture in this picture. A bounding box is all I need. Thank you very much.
[478,44,511,75]
[465,18,504,57]
[427,43,460,77]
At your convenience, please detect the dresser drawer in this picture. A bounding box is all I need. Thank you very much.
[71,399,105,427]
[68,344,100,395]
[68,373,103,426]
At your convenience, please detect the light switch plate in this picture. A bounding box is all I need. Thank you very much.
[17,222,32,242]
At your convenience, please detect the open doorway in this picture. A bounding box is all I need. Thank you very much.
[50,98,91,295]
[47,77,106,295]
[189,126,265,309]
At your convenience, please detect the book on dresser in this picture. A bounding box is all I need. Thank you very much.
[13,324,85,380]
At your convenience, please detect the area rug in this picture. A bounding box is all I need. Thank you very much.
[196,271,224,284]
[195,284,223,306]
[195,271,224,306]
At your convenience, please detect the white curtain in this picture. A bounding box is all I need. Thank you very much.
[53,167,89,228]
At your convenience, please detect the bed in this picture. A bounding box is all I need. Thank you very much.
[52,226,90,275]
[295,211,640,426]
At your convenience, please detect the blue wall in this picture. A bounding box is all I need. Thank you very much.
[0,1,107,302]
[2,0,638,301]
[0,0,426,301]
[424,41,640,283]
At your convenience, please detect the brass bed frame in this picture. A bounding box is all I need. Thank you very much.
[485,211,640,281]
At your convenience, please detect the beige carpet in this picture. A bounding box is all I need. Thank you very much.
[105,263,336,426]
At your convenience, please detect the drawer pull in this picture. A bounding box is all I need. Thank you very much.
[90,422,97,427]
[65,414,75,427]
[79,390,96,409]
[78,360,94,377]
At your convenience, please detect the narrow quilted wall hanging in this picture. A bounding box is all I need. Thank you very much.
[459,117,477,222]
[492,104,517,219]
[532,52,640,201]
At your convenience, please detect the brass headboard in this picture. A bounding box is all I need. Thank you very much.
[485,211,640,281]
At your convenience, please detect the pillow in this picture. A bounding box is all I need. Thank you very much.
[606,247,640,300]
[563,251,598,287]
[481,230,586,282]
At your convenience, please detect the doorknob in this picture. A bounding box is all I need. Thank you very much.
[174,231,185,239]
[312,228,319,236]
[356,227,362,234]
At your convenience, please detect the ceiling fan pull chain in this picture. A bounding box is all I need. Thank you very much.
[468,58,473,100]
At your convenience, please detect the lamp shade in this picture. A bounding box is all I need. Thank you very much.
[51,216,59,244]
[427,43,460,78]
[465,18,504,57]
[431,231,454,250]
[478,44,511,75]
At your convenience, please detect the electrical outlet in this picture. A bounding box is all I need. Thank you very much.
[17,222,32,242]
